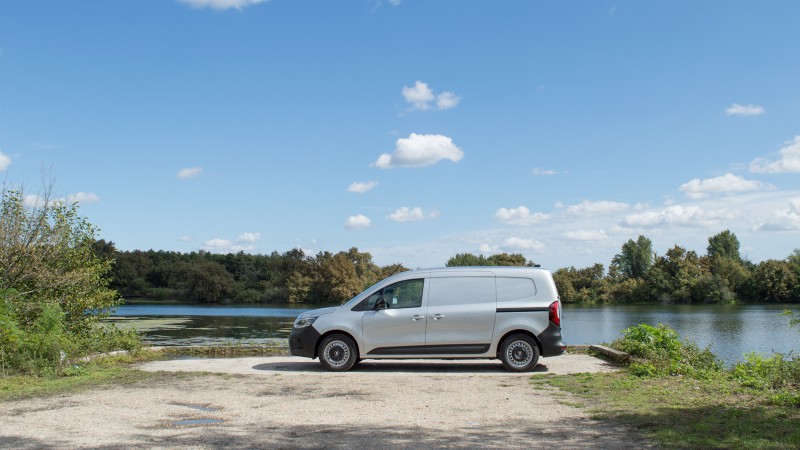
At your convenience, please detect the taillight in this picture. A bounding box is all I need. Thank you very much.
[549,301,561,326]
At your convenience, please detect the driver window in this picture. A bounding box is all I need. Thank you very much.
[361,279,424,310]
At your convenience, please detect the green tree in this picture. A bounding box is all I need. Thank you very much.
[446,253,489,266]
[487,253,533,266]
[185,260,235,303]
[315,252,363,303]
[753,260,797,303]
[0,187,119,332]
[446,252,533,267]
[707,229,741,261]
[647,245,706,303]
[611,235,653,279]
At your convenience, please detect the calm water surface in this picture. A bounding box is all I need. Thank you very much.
[111,303,800,364]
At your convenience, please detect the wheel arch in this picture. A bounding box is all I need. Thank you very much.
[315,330,361,359]
[496,329,543,358]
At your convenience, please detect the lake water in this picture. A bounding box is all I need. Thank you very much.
[110,303,800,365]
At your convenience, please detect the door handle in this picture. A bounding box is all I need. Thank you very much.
[431,314,445,320]
[410,315,424,321]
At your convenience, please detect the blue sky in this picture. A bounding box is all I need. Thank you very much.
[1,0,799,270]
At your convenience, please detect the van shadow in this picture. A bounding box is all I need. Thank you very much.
[252,359,556,374]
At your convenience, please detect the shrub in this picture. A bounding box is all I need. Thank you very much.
[730,352,800,391]
[612,324,721,378]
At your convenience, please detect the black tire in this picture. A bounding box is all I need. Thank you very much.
[499,334,540,372]
[318,334,358,372]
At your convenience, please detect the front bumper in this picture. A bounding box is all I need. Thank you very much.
[538,322,566,357]
[289,325,321,358]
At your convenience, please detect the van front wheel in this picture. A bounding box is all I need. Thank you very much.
[500,334,540,372]
[318,334,358,372]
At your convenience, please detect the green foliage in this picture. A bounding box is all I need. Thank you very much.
[553,264,607,303]
[445,252,534,267]
[105,231,800,306]
[0,289,138,375]
[754,259,798,303]
[611,235,653,279]
[108,246,406,304]
[186,260,235,303]
[612,324,721,377]
[1,188,119,332]
[730,352,800,393]
[706,229,741,261]
[646,245,707,304]
[689,275,736,304]
[0,186,140,375]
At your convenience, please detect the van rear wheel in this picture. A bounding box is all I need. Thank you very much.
[318,334,357,372]
[500,334,540,372]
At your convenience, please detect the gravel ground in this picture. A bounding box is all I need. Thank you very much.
[0,354,649,449]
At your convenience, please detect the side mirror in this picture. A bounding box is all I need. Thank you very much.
[374,298,388,310]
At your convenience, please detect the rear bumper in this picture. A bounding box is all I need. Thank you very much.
[289,326,321,358]
[538,322,566,357]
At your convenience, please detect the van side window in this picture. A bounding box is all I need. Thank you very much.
[496,277,537,302]
[428,276,495,306]
[357,279,424,310]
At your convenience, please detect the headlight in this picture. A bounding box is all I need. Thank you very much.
[293,317,317,329]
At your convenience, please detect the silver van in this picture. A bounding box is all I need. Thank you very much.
[289,266,565,372]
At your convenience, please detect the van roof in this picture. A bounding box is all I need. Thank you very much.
[405,266,548,275]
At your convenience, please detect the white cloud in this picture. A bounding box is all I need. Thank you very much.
[562,229,608,241]
[237,232,261,243]
[495,206,550,226]
[436,91,461,110]
[202,236,258,253]
[499,237,546,252]
[679,173,770,199]
[345,214,372,230]
[531,168,560,176]
[757,197,800,231]
[388,207,423,222]
[23,192,100,208]
[388,0,402,5]
[67,192,100,204]
[725,103,765,116]
[402,81,460,111]
[374,133,463,168]
[402,81,434,110]
[478,243,494,253]
[388,207,439,222]
[0,150,10,171]
[178,236,194,242]
[567,200,629,215]
[622,205,736,228]
[177,166,203,180]
[347,181,378,193]
[177,0,267,10]
[750,136,800,174]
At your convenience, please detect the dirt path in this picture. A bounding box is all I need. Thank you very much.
[0,355,648,449]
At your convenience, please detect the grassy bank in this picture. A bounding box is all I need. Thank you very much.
[0,346,289,401]
[542,325,800,449]
[0,353,159,401]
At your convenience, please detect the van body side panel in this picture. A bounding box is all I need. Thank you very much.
[362,307,428,354]
[360,276,430,355]
[492,275,553,353]
[424,276,496,351]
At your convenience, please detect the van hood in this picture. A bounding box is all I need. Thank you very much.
[297,306,338,319]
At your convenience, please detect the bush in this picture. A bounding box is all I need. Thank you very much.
[731,352,800,390]
[0,291,139,375]
[612,324,721,378]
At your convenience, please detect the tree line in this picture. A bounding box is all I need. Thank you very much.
[553,231,800,304]
[100,229,799,305]
[100,244,541,304]
[100,244,412,304]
